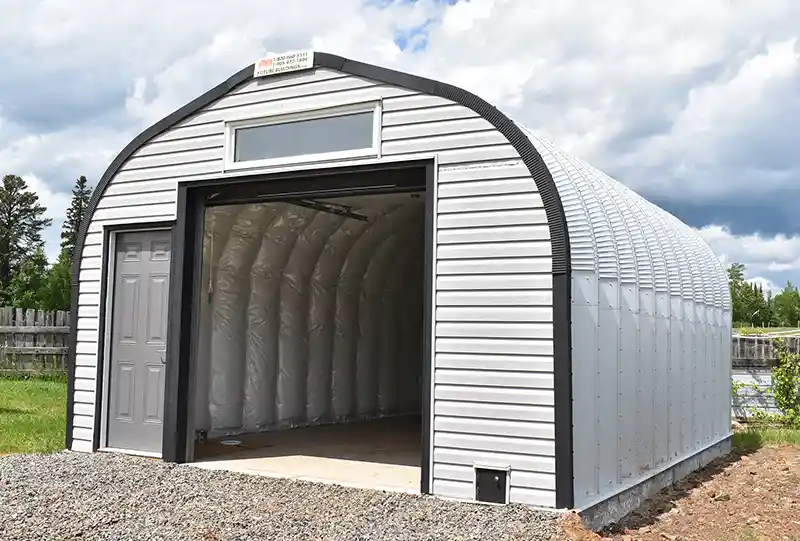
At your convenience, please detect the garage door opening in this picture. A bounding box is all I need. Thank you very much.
[189,187,428,493]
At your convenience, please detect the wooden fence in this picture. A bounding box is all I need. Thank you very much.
[0,307,70,375]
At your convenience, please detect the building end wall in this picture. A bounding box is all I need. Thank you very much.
[71,61,562,503]
[577,436,732,531]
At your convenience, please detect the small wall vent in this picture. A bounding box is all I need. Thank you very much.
[474,466,509,504]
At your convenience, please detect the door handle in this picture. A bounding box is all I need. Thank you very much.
[157,348,167,364]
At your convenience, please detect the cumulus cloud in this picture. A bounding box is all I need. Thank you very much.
[629,37,800,200]
[696,225,800,291]
[0,0,798,288]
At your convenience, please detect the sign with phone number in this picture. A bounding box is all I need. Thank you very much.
[254,50,314,77]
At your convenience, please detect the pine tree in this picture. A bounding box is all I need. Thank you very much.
[61,175,93,259]
[0,174,53,304]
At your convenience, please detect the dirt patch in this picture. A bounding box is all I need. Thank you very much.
[561,445,800,541]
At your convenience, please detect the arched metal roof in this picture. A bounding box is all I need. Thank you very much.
[518,125,730,314]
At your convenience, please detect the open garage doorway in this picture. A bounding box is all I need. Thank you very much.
[172,162,433,494]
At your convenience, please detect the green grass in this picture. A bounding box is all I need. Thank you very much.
[732,426,800,453]
[735,326,800,335]
[0,377,67,455]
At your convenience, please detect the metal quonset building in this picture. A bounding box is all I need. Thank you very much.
[66,51,733,527]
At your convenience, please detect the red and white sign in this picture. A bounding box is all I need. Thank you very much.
[254,50,314,77]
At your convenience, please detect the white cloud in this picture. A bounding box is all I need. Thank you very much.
[630,37,800,198]
[696,224,800,290]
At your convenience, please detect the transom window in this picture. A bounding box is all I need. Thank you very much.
[225,103,380,169]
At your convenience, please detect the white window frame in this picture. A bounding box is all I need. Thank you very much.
[223,101,382,171]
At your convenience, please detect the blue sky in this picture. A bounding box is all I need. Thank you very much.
[0,0,798,291]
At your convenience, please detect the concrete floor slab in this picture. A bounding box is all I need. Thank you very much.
[190,417,422,494]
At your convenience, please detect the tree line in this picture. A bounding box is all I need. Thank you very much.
[0,174,92,312]
[727,262,800,328]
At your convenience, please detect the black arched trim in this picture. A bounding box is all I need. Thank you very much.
[66,53,573,508]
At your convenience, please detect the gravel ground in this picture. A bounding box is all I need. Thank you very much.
[0,451,562,541]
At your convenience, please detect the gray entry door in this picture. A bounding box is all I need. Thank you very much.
[107,230,171,454]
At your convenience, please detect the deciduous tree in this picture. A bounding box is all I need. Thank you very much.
[41,248,71,311]
[8,247,49,309]
[0,174,52,303]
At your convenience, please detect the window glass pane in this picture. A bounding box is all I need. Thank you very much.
[234,111,374,162]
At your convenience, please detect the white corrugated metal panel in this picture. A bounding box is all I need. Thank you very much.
[434,368,553,388]
[434,432,554,457]
[73,403,95,416]
[381,93,456,111]
[383,104,479,126]
[436,290,552,307]
[70,437,93,453]
[435,306,552,322]
[437,208,547,229]
[433,447,555,474]
[438,161,530,183]
[574,160,644,481]
[436,258,551,276]
[518,130,602,503]
[434,401,554,423]
[435,385,554,406]
[437,241,551,260]
[73,412,94,427]
[74,354,97,367]
[524,132,596,274]
[586,165,655,290]
[434,417,554,440]
[73,68,556,506]
[436,274,550,291]
[670,214,707,305]
[510,486,557,508]
[207,74,375,111]
[517,123,731,509]
[594,172,665,474]
[522,133,607,502]
[437,224,549,244]
[437,193,543,214]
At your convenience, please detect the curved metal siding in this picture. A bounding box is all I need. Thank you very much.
[517,126,732,509]
[637,197,690,460]
[522,131,615,496]
[586,164,661,475]
[524,133,601,502]
[563,156,644,484]
[688,224,732,443]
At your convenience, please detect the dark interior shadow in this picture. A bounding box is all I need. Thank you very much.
[194,414,422,468]
[603,430,763,534]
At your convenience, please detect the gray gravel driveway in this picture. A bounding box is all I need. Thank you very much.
[0,452,562,540]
